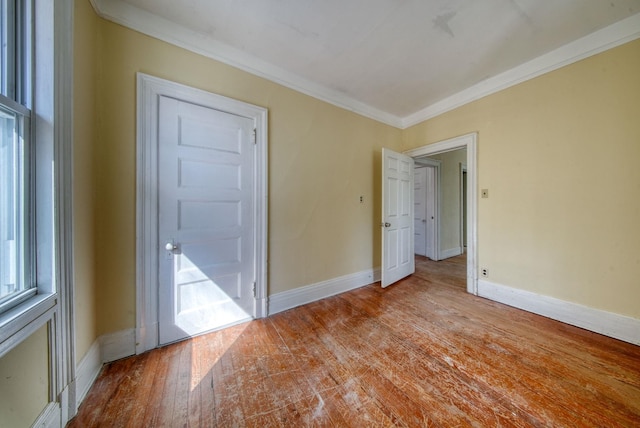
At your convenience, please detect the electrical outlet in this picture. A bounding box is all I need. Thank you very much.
[359,195,364,203]
[481,268,489,278]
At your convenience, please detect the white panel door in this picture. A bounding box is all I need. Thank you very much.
[414,167,427,256]
[381,148,415,288]
[158,96,255,345]
[424,166,437,260]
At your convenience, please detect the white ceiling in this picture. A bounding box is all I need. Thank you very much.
[95,0,640,127]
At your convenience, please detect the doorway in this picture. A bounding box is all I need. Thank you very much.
[414,160,439,261]
[135,74,268,353]
[405,133,477,295]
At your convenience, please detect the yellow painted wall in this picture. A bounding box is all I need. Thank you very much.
[73,0,100,363]
[0,326,49,427]
[403,39,640,319]
[70,2,639,345]
[92,17,402,334]
[427,149,467,254]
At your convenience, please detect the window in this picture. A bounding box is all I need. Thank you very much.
[0,0,74,421]
[0,0,33,315]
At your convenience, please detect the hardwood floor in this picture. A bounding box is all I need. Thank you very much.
[68,255,640,427]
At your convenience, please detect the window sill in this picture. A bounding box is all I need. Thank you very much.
[0,293,57,356]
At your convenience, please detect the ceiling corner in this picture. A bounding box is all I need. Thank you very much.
[87,0,405,129]
[88,1,640,131]
[400,12,640,129]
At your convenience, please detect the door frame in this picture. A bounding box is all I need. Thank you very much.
[404,133,478,295]
[135,73,268,353]
[413,166,427,257]
[414,158,441,261]
[459,162,468,250]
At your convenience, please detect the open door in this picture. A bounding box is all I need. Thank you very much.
[381,148,415,287]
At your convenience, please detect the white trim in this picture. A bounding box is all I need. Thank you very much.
[478,279,640,346]
[459,163,467,250]
[89,0,639,129]
[73,330,137,414]
[31,402,60,428]
[89,0,402,128]
[72,331,139,416]
[404,133,478,295]
[0,294,56,351]
[100,328,135,363]
[134,321,158,357]
[440,247,463,260]
[269,268,381,315]
[75,340,102,405]
[54,0,76,423]
[413,158,441,167]
[136,73,268,354]
[0,298,56,359]
[413,158,441,261]
[402,12,640,127]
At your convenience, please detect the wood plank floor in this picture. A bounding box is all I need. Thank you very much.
[68,255,640,427]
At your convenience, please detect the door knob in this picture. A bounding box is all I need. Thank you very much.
[165,242,177,251]
[383,222,391,227]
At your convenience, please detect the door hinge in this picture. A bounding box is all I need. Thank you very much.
[252,128,257,144]
[252,282,257,297]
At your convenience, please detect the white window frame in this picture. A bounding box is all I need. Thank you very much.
[0,0,33,316]
[0,0,74,425]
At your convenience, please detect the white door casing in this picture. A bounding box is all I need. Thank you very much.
[381,148,415,288]
[158,97,255,345]
[136,73,268,353]
[404,133,478,295]
[460,163,468,249]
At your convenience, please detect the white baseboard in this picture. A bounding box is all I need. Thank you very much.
[478,279,640,346]
[75,340,102,405]
[269,267,381,315]
[135,322,158,355]
[72,329,137,418]
[440,247,463,259]
[32,402,60,428]
[60,377,76,422]
[100,328,136,363]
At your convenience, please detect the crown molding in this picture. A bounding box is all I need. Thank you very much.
[91,0,640,130]
[402,12,640,128]
[89,0,403,128]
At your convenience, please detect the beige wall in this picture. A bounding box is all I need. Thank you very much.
[1,9,634,426]
[427,149,467,254]
[92,15,402,335]
[404,39,640,319]
[0,326,49,427]
[73,0,100,363]
[65,2,639,365]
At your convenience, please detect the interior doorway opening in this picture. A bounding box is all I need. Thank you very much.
[414,160,439,261]
[404,133,477,295]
